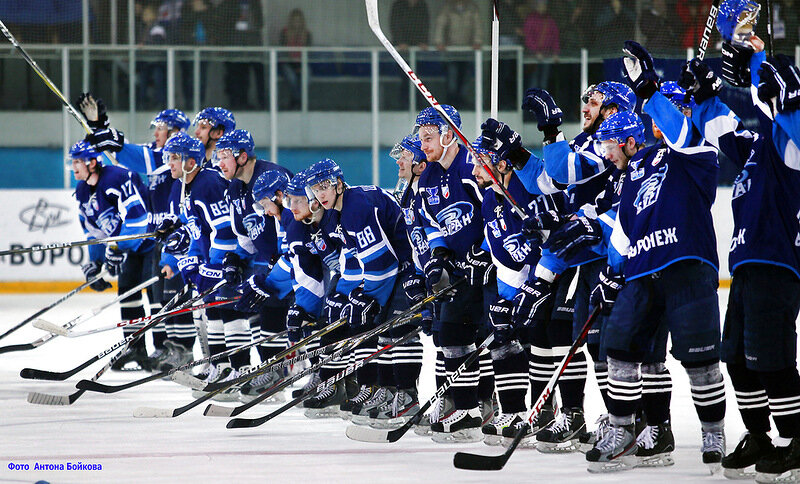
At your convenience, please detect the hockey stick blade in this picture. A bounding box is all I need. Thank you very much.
[203,403,236,418]
[20,355,98,381]
[0,343,36,355]
[170,371,205,390]
[32,318,68,336]
[133,407,176,418]
[27,389,86,406]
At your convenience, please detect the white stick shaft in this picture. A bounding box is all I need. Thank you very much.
[491,1,499,119]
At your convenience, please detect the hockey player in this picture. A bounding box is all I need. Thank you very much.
[157,131,247,402]
[70,139,157,371]
[680,17,800,480]
[415,105,496,443]
[214,129,293,401]
[78,95,196,372]
[192,107,236,163]
[303,159,423,427]
[584,41,727,472]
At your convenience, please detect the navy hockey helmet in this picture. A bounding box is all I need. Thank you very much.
[717,0,760,44]
[162,132,205,164]
[192,107,236,132]
[390,133,427,165]
[151,109,190,131]
[414,105,461,134]
[471,135,500,165]
[285,169,309,198]
[660,81,696,111]
[215,129,255,159]
[69,139,100,162]
[582,81,636,112]
[252,170,289,203]
[305,158,344,188]
[596,111,646,145]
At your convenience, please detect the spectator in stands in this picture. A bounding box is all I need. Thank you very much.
[523,0,559,92]
[434,0,482,107]
[677,0,713,50]
[592,0,635,55]
[391,0,430,50]
[280,8,312,111]
[0,0,80,43]
[136,2,168,109]
[218,0,265,109]
[640,0,681,56]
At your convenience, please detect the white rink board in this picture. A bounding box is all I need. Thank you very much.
[0,187,737,283]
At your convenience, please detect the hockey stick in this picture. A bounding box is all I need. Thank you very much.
[0,269,108,343]
[766,0,774,56]
[20,282,224,381]
[453,306,601,470]
[697,0,722,60]
[34,295,228,338]
[26,282,193,406]
[0,20,119,167]
[133,280,463,419]
[31,274,161,337]
[490,0,499,119]
[77,329,289,394]
[365,0,528,221]
[0,232,156,257]
[204,312,421,418]
[345,331,495,443]
[225,327,423,429]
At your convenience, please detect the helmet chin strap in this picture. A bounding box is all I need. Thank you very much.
[436,127,456,163]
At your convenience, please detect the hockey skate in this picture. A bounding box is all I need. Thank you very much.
[501,405,555,449]
[414,394,456,436]
[303,381,347,419]
[144,346,169,372]
[482,413,523,446]
[702,429,726,474]
[211,365,245,402]
[157,340,194,372]
[351,387,394,426]
[586,423,638,473]
[368,388,420,429]
[292,371,322,399]
[238,368,285,404]
[339,384,376,420]
[479,397,499,427]
[635,422,675,467]
[578,413,611,453]
[536,408,586,453]
[722,432,774,480]
[431,407,483,443]
[755,438,800,484]
[111,344,149,372]
[190,363,232,399]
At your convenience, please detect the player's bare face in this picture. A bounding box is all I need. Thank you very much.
[258,197,282,218]
[471,153,494,189]
[582,93,603,132]
[311,179,337,209]
[601,140,630,170]
[71,159,90,181]
[194,120,213,144]
[216,149,238,180]
[166,152,185,179]
[419,126,444,161]
[287,195,312,220]
[153,125,170,148]
[396,149,414,179]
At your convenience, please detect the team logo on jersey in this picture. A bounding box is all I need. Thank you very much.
[651,148,666,167]
[95,207,121,236]
[487,220,501,238]
[313,234,327,252]
[732,167,752,200]
[243,213,264,240]
[633,164,668,214]
[147,172,168,190]
[410,227,429,255]
[502,234,532,263]
[630,160,644,181]
[442,185,450,199]
[425,187,440,205]
[402,207,415,225]
[435,201,474,236]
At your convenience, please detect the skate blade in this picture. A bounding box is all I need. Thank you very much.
[482,435,503,446]
[238,392,286,404]
[536,440,581,454]
[755,469,800,483]
[706,462,723,475]
[350,415,373,426]
[502,435,537,449]
[210,391,241,402]
[338,410,354,421]
[304,407,344,419]
[635,453,675,467]
[587,456,638,473]
[722,467,756,480]
[431,428,483,444]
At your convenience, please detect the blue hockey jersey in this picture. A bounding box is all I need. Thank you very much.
[285,216,327,316]
[398,179,431,272]
[114,141,177,231]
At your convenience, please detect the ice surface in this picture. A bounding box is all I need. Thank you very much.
[0,291,763,483]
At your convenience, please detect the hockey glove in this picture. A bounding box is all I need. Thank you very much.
[286,304,316,344]
[522,88,563,136]
[488,297,515,345]
[154,214,181,243]
[195,263,223,294]
[547,216,603,260]
[176,255,200,287]
[164,224,193,256]
[323,292,350,325]
[721,42,753,87]
[222,251,247,286]
[512,278,554,328]
[589,267,624,316]
[521,210,569,243]
[235,273,272,313]
[402,271,427,303]
[423,247,456,299]
[104,245,127,277]
[679,59,722,105]
[77,92,109,130]
[622,40,659,100]
[419,306,434,336]
[480,118,530,170]
[81,260,112,292]
[86,127,125,153]
[344,287,380,330]
[758,55,800,113]
[462,245,494,286]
